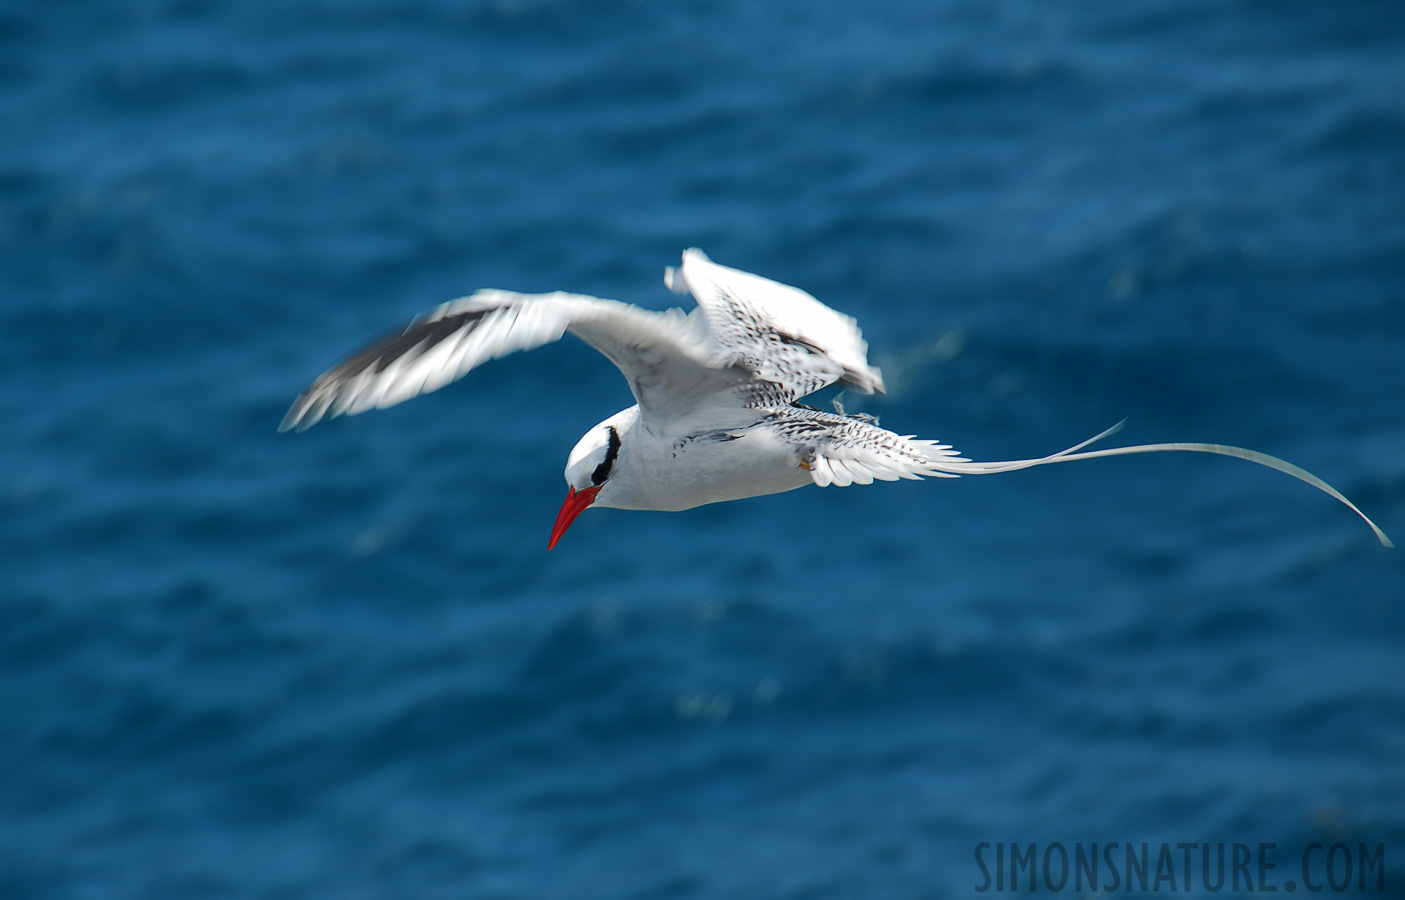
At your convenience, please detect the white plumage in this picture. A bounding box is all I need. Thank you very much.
[281,249,1392,549]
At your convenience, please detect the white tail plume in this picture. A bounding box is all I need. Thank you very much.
[929,422,1393,547]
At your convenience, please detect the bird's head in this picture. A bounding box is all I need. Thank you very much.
[549,408,636,549]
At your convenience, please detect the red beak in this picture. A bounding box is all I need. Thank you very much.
[548,485,600,550]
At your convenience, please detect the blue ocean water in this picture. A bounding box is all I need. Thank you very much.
[3,0,1404,896]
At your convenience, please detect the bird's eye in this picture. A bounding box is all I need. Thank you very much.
[590,426,621,486]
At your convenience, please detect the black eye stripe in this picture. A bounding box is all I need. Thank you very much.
[590,426,621,486]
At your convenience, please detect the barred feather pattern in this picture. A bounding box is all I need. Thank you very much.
[763,406,969,487]
[705,291,862,401]
[671,249,886,401]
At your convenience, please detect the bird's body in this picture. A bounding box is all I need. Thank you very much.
[282,249,1392,549]
[574,406,806,512]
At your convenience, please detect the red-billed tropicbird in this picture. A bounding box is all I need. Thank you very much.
[280,249,1392,549]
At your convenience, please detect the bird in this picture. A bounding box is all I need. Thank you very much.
[280,249,1392,550]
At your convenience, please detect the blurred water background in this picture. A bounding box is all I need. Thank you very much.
[2,0,1404,896]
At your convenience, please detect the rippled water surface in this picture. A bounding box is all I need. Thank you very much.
[3,1,1404,897]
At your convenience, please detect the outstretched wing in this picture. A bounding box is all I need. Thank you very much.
[279,290,725,432]
[281,250,886,434]
[666,249,885,405]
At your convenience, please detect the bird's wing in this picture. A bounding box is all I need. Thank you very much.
[279,289,734,432]
[666,249,885,406]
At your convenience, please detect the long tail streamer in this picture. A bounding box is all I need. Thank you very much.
[931,422,1393,547]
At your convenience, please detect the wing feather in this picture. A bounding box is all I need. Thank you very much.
[282,252,889,433]
[666,249,885,404]
[280,290,715,432]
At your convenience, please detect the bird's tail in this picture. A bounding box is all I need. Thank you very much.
[927,421,1393,547]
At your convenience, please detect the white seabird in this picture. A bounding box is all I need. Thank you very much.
[281,249,1392,549]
